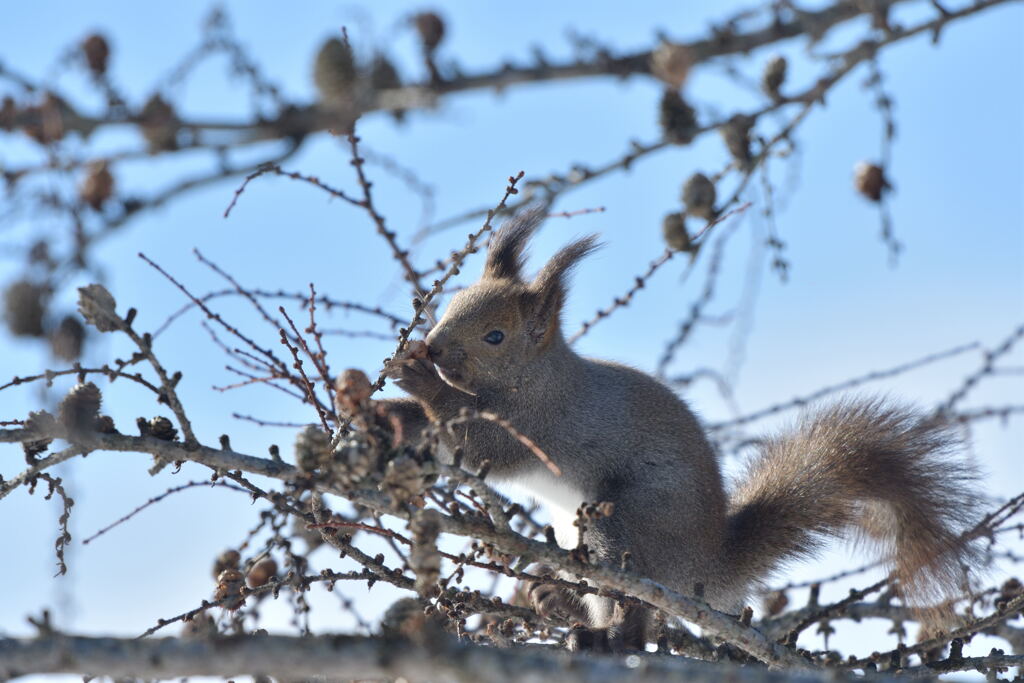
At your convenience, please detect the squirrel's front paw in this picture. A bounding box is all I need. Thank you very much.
[384,341,443,399]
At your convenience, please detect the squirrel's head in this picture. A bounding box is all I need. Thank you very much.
[425,208,599,395]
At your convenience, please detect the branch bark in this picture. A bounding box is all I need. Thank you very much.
[0,425,807,669]
[0,634,872,682]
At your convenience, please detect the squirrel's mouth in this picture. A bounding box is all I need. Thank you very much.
[435,364,476,396]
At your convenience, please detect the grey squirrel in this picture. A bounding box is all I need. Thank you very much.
[381,209,980,650]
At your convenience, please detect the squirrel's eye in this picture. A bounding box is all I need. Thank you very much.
[483,330,505,345]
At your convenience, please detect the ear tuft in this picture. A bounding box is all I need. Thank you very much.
[533,234,601,296]
[526,234,602,343]
[483,205,547,281]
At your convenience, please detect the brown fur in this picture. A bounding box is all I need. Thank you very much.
[728,400,980,604]
[381,210,981,650]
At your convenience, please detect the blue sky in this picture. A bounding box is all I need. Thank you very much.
[1,0,1022,659]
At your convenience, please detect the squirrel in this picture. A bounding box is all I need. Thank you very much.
[381,208,981,651]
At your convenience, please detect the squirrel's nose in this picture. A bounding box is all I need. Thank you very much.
[425,329,446,359]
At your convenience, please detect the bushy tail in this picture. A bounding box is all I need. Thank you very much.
[726,397,980,604]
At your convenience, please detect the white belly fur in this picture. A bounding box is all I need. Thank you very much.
[504,471,586,550]
[503,471,616,626]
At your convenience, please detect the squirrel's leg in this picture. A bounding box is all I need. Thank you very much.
[608,603,650,650]
[564,493,663,652]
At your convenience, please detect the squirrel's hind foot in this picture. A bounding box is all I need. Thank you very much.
[565,624,647,653]
[526,569,589,623]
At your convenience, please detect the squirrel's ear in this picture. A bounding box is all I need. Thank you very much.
[525,235,601,343]
[484,206,546,281]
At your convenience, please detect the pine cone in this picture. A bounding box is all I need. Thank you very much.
[77,283,120,332]
[58,382,102,435]
[720,114,754,169]
[383,454,428,506]
[246,558,278,588]
[413,12,445,53]
[214,568,246,610]
[661,212,691,251]
[95,415,117,434]
[148,416,178,441]
[22,93,67,144]
[763,590,789,617]
[82,34,110,77]
[212,549,241,580]
[295,424,331,472]
[853,161,889,201]
[650,43,692,89]
[410,509,442,595]
[681,173,717,220]
[3,280,46,337]
[370,54,401,91]
[761,55,787,100]
[0,96,15,131]
[140,94,178,151]
[79,160,114,210]
[51,315,85,361]
[24,410,57,458]
[658,90,698,145]
[313,38,358,104]
[335,368,373,416]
